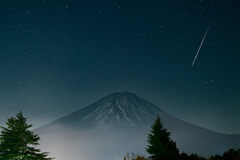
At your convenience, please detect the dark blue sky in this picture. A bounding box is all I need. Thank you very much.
[0,0,240,134]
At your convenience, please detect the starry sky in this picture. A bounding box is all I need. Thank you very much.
[0,0,239,134]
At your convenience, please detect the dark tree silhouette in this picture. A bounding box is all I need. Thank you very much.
[146,114,179,160]
[188,153,206,160]
[179,151,189,160]
[223,148,240,160]
[0,111,54,160]
[208,154,223,160]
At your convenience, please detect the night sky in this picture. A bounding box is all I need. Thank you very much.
[0,0,240,135]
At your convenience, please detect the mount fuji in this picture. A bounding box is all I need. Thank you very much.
[35,91,176,131]
[34,91,240,160]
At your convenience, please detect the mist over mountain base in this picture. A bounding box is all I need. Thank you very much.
[36,127,150,160]
[36,125,240,160]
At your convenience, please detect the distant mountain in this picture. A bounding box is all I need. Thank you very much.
[35,91,174,131]
[34,91,240,160]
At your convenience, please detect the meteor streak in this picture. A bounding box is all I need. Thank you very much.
[191,18,213,67]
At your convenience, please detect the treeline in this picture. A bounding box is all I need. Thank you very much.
[124,149,240,160]
[123,114,240,160]
[169,148,240,160]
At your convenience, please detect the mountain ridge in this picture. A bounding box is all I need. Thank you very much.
[35,91,169,131]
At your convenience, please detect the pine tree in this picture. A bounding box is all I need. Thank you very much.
[0,111,54,160]
[146,114,179,160]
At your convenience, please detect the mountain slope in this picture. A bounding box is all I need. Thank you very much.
[35,91,177,131]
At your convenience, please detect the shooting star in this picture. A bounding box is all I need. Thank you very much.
[191,18,213,67]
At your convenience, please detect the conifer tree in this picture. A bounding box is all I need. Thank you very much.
[146,114,179,160]
[0,111,54,160]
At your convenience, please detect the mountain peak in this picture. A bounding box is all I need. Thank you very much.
[119,91,129,94]
[108,91,134,98]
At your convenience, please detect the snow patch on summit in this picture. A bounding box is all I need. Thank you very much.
[115,98,135,125]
